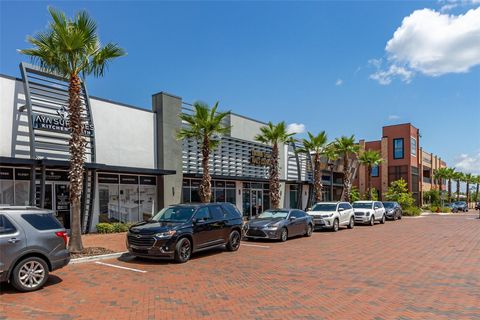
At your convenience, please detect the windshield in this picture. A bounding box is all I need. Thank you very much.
[311,203,337,212]
[257,210,289,219]
[152,206,196,222]
[353,203,373,209]
[383,202,395,209]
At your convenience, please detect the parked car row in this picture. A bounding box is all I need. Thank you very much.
[446,201,469,213]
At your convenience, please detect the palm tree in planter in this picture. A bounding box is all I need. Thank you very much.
[20,7,125,253]
[332,135,360,202]
[177,102,230,203]
[358,150,383,200]
[255,122,295,209]
[297,131,328,203]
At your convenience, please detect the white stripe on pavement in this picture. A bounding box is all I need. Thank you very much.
[241,243,270,248]
[94,261,147,273]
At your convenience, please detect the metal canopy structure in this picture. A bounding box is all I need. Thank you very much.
[19,62,98,233]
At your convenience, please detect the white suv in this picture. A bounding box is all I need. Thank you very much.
[307,202,355,232]
[353,201,386,226]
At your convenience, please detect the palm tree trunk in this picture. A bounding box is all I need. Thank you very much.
[367,165,372,200]
[448,178,452,202]
[342,154,350,202]
[68,73,85,253]
[199,134,211,203]
[269,142,280,208]
[466,182,470,207]
[456,180,460,201]
[313,153,322,202]
[475,183,479,203]
[330,166,334,202]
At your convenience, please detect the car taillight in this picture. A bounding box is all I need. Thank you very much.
[55,231,68,246]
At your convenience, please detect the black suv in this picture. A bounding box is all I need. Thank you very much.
[126,203,243,263]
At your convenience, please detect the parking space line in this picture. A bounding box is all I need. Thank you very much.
[94,261,147,273]
[241,243,270,248]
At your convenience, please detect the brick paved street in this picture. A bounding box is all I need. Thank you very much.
[1,214,480,320]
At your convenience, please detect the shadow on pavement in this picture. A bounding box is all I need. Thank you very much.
[0,275,63,295]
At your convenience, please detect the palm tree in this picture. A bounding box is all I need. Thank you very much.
[20,7,125,253]
[464,173,474,207]
[454,171,464,201]
[358,150,383,200]
[255,122,295,209]
[324,144,339,201]
[332,135,360,202]
[177,102,230,203]
[474,175,480,204]
[433,168,447,192]
[445,167,456,202]
[297,131,328,203]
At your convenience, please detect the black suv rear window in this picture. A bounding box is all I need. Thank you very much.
[21,213,62,230]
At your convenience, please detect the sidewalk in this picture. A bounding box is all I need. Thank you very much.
[81,232,127,253]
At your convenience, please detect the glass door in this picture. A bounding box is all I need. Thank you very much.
[54,183,70,229]
[251,189,264,218]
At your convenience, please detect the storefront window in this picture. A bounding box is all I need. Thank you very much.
[14,181,30,206]
[0,179,14,205]
[139,176,156,221]
[289,185,298,209]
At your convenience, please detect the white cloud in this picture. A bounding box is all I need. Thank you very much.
[439,0,480,12]
[287,123,306,134]
[454,152,480,174]
[335,79,343,86]
[388,114,401,120]
[370,7,480,84]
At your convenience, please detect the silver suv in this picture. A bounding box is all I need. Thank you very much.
[353,201,386,226]
[307,202,355,232]
[0,207,70,292]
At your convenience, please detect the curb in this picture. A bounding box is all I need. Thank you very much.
[70,251,129,264]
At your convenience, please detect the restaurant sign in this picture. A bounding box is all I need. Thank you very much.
[250,149,271,166]
[32,106,94,137]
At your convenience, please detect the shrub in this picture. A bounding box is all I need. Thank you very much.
[350,186,360,202]
[96,222,131,234]
[96,223,115,233]
[403,206,422,216]
[384,179,415,209]
[439,207,452,213]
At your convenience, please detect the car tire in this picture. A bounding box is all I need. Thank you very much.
[369,216,375,226]
[280,228,288,242]
[332,219,339,232]
[347,217,354,229]
[398,214,402,220]
[226,230,241,252]
[11,256,49,292]
[305,224,313,237]
[380,214,386,224]
[174,237,192,263]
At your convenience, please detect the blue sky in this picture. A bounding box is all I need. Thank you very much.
[1,1,479,173]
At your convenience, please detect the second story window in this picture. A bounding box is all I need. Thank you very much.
[411,137,417,157]
[393,138,404,159]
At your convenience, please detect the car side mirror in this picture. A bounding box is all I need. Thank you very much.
[307,208,312,211]
[289,216,296,221]
[338,208,344,212]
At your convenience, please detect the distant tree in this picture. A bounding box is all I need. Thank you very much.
[358,150,383,200]
[332,135,360,202]
[384,179,415,209]
[453,171,465,201]
[324,144,340,201]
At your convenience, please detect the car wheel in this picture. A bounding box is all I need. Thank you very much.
[280,228,288,242]
[174,237,192,263]
[380,214,386,224]
[11,256,49,292]
[332,219,339,232]
[305,224,313,237]
[398,214,402,220]
[226,230,241,252]
[369,216,375,226]
[347,217,354,229]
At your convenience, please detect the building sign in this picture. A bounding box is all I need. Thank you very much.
[32,107,94,137]
[250,149,271,166]
[36,170,69,181]
[98,174,120,184]
[0,168,14,180]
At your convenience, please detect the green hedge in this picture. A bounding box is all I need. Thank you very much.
[403,206,422,216]
[96,222,131,234]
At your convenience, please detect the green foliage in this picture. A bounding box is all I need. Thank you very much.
[96,222,131,234]
[19,7,125,78]
[254,121,295,145]
[369,187,379,201]
[403,206,422,216]
[177,101,231,149]
[297,131,328,155]
[332,135,360,159]
[423,189,441,206]
[358,150,383,168]
[384,178,415,209]
[349,186,360,202]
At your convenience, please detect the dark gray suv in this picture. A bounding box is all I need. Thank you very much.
[0,207,70,292]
